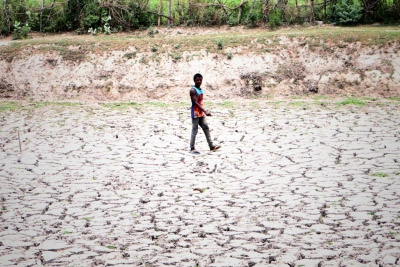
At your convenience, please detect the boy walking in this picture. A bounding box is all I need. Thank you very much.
[190,73,221,153]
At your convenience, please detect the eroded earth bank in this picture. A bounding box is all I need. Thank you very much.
[0,27,400,101]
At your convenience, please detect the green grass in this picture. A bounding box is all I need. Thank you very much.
[82,217,91,222]
[107,245,117,249]
[291,101,305,106]
[33,101,81,108]
[0,101,21,112]
[102,102,140,109]
[144,102,170,107]
[336,98,366,106]
[371,172,389,178]
[218,101,235,108]
[388,96,400,101]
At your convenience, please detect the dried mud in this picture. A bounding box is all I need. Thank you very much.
[0,101,399,266]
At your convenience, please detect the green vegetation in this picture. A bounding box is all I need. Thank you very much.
[388,96,400,102]
[102,102,139,109]
[1,0,398,37]
[332,0,363,25]
[219,101,235,108]
[0,101,21,112]
[33,101,81,108]
[107,245,117,249]
[291,101,305,106]
[336,98,366,106]
[371,172,389,178]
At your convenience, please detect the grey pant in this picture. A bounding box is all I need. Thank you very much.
[190,116,213,150]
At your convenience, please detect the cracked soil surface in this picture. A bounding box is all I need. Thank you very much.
[0,100,400,266]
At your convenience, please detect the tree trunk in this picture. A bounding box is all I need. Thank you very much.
[4,0,11,33]
[168,0,172,26]
[40,0,44,32]
[237,0,244,23]
[324,0,326,21]
[310,0,315,23]
[158,0,162,26]
[295,0,299,22]
[281,0,288,21]
[361,0,380,21]
[263,0,270,23]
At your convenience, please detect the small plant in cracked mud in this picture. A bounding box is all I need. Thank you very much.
[216,40,223,50]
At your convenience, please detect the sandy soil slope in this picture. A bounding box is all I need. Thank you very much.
[0,27,400,101]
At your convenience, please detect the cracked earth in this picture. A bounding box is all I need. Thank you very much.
[0,100,399,266]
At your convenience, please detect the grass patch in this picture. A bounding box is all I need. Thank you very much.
[33,101,81,108]
[0,101,21,112]
[336,98,365,106]
[102,102,139,109]
[388,96,400,101]
[82,217,91,222]
[107,245,117,249]
[144,102,170,107]
[313,95,329,100]
[218,101,235,108]
[291,101,304,106]
[371,172,389,178]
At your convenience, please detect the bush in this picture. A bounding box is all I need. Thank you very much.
[244,11,258,28]
[332,0,363,25]
[268,9,282,29]
[216,40,223,50]
[12,21,30,40]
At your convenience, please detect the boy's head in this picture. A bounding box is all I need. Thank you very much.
[193,73,203,88]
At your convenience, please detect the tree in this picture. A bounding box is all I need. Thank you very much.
[361,0,380,21]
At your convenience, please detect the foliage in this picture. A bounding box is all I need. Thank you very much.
[336,98,365,106]
[12,21,31,40]
[244,11,259,27]
[268,9,282,29]
[332,0,363,25]
[217,40,223,50]
[88,27,97,35]
[0,0,399,36]
[101,11,112,35]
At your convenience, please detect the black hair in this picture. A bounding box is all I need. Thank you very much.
[193,73,203,81]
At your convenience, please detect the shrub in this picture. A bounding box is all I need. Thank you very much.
[12,21,30,40]
[244,11,258,28]
[148,27,154,37]
[217,40,223,50]
[101,11,112,34]
[268,9,282,29]
[88,27,97,35]
[332,0,363,25]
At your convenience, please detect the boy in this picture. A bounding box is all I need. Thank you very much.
[190,73,221,153]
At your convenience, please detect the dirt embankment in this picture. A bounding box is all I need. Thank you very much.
[1,29,400,101]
